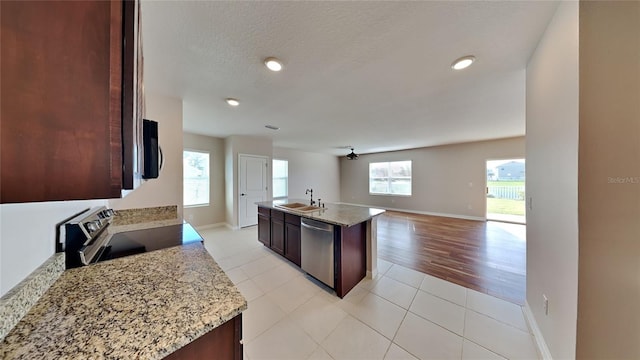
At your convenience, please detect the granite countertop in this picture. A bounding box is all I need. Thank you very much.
[256,199,385,227]
[0,243,247,360]
[108,218,184,234]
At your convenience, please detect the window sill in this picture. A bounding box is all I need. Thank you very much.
[184,203,210,208]
[369,193,412,197]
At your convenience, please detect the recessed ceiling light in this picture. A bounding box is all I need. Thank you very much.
[264,57,283,72]
[265,125,279,130]
[451,55,476,70]
[225,98,240,106]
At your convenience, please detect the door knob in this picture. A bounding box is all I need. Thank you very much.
[241,193,246,196]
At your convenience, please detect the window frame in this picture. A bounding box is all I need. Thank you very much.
[369,160,412,196]
[183,149,210,207]
[272,159,288,199]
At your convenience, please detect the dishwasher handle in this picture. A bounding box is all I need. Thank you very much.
[301,219,333,232]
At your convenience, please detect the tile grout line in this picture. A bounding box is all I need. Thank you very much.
[206,227,530,359]
[465,308,532,334]
[463,337,510,360]
[388,291,420,360]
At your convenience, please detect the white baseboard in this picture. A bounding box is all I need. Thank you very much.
[523,301,553,360]
[366,269,379,279]
[337,202,486,222]
[194,222,227,231]
[225,223,240,230]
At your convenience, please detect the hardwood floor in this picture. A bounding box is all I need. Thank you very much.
[377,211,526,305]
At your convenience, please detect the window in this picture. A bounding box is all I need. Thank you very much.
[273,159,288,199]
[183,150,210,206]
[369,161,412,196]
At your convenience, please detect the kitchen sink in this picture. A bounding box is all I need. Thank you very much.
[296,205,323,213]
[275,202,307,210]
[276,203,324,213]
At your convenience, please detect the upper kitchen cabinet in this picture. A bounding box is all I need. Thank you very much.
[0,0,141,203]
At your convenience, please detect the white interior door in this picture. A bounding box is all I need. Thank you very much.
[239,155,268,228]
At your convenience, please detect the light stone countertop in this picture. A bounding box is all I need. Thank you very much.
[0,242,247,360]
[108,218,184,234]
[256,199,385,227]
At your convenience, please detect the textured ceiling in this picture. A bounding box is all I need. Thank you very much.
[141,1,558,155]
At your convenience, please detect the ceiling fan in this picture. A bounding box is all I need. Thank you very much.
[346,148,359,160]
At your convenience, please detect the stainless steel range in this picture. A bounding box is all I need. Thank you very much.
[58,206,204,269]
[57,206,116,269]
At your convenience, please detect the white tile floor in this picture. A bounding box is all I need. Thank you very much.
[200,226,540,360]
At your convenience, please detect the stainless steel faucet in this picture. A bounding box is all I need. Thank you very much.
[305,188,315,205]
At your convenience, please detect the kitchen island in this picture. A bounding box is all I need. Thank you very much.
[255,200,385,297]
[0,242,246,360]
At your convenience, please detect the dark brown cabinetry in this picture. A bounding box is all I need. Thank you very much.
[256,205,366,298]
[0,0,137,203]
[270,210,285,255]
[284,214,302,266]
[258,207,301,265]
[335,222,366,298]
[257,207,271,247]
[164,314,242,360]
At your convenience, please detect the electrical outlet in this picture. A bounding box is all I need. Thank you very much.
[468,182,473,188]
[467,204,473,210]
[543,294,549,315]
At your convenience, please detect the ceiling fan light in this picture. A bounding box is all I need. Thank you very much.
[346,148,359,160]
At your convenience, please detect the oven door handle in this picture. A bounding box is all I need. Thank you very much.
[159,146,164,172]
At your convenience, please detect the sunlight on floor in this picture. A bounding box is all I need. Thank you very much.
[196,225,540,360]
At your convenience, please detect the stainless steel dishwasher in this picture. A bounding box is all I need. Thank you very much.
[301,218,335,288]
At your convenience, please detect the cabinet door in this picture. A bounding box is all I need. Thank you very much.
[271,219,285,255]
[285,222,301,266]
[121,0,143,190]
[164,314,242,360]
[0,1,125,203]
[258,214,271,247]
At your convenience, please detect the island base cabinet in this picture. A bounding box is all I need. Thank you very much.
[284,215,302,266]
[258,207,301,262]
[271,217,285,255]
[164,314,242,360]
[335,222,367,298]
[258,214,271,247]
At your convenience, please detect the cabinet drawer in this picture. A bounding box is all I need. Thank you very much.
[258,206,270,217]
[285,213,301,225]
[272,209,284,220]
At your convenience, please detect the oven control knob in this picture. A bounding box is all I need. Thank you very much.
[98,209,112,219]
[85,220,100,232]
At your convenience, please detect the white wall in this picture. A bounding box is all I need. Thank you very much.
[525,1,579,358]
[224,135,273,228]
[339,137,524,219]
[273,147,340,203]
[183,132,226,227]
[576,1,640,358]
[0,199,107,296]
[109,93,184,219]
[224,138,234,228]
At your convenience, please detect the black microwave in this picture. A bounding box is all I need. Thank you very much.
[142,119,161,179]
